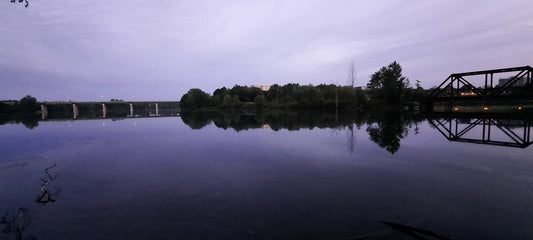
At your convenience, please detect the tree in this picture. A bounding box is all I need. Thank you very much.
[228,85,262,102]
[412,80,427,101]
[179,89,212,110]
[254,95,266,109]
[231,95,242,109]
[367,61,409,105]
[347,61,358,108]
[212,87,228,106]
[221,95,233,108]
[348,60,356,88]
[296,86,323,108]
[19,95,39,112]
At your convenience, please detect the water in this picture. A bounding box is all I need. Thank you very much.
[1,112,533,239]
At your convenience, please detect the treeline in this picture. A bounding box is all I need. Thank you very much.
[0,95,40,113]
[180,84,367,110]
[180,61,429,111]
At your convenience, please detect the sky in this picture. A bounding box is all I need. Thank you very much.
[1,0,532,101]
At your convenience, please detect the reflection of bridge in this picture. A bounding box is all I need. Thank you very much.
[429,66,533,112]
[428,116,532,148]
[40,101,180,120]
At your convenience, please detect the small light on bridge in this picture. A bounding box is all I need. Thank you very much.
[453,107,459,111]
[518,106,523,110]
[483,107,489,111]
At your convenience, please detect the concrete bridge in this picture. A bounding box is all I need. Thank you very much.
[40,101,180,120]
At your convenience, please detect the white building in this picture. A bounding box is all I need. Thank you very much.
[252,85,271,91]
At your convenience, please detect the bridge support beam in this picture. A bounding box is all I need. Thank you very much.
[73,104,79,119]
[155,103,159,116]
[40,104,48,120]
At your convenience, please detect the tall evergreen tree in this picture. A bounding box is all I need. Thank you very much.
[367,61,409,105]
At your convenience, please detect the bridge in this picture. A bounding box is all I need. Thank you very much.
[40,101,180,120]
[428,66,533,112]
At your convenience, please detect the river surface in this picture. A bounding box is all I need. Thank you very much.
[1,112,533,239]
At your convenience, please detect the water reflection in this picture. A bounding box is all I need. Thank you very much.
[180,111,533,152]
[429,115,533,148]
[180,111,371,131]
[0,110,180,129]
[1,111,533,239]
[180,111,426,154]
[365,111,421,154]
[0,114,40,129]
[2,110,532,153]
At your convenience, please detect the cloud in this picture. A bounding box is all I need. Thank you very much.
[1,0,532,100]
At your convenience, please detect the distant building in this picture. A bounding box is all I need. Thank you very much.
[252,85,271,91]
[497,76,526,87]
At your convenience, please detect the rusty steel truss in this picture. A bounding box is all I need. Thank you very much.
[429,66,533,101]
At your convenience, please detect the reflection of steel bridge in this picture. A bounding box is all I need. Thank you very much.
[428,117,532,148]
[429,66,533,101]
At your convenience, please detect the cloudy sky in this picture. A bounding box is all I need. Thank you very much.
[1,0,532,101]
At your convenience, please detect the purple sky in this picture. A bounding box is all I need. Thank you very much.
[1,0,532,101]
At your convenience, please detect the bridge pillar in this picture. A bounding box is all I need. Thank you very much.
[129,103,133,117]
[155,103,159,116]
[40,104,48,120]
[72,104,79,119]
[102,104,107,118]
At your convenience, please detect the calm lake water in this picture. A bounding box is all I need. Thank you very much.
[1,111,533,239]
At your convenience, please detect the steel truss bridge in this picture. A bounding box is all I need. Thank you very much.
[428,66,533,111]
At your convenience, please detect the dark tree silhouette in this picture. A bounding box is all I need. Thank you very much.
[18,95,39,113]
[367,61,410,105]
[179,88,212,110]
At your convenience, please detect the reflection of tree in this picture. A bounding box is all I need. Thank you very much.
[21,119,39,129]
[0,114,40,130]
[180,110,363,132]
[180,111,216,129]
[180,110,424,154]
[347,124,355,154]
[345,120,366,154]
[366,112,409,154]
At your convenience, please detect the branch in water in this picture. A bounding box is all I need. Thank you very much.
[10,0,29,8]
